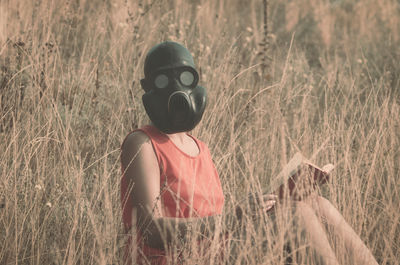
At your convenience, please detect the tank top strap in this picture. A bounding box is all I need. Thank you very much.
[135,125,205,170]
[135,125,174,174]
[138,125,169,142]
[139,125,204,155]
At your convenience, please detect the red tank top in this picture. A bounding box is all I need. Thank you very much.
[120,125,225,264]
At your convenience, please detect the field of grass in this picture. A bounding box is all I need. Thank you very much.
[1,0,399,264]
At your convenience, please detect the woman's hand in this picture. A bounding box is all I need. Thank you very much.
[234,193,278,224]
[258,194,278,212]
[223,193,277,233]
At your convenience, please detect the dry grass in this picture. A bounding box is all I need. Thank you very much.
[0,0,399,264]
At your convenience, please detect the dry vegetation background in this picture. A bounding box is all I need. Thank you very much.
[1,0,399,264]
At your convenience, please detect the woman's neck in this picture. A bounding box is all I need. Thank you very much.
[149,123,199,156]
[149,123,189,144]
[166,131,188,145]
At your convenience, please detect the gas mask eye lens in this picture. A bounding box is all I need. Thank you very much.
[154,74,169,89]
[180,71,195,86]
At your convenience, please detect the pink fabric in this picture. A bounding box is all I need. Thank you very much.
[120,125,225,264]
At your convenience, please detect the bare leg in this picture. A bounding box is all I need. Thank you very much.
[292,201,340,265]
[307,196,379,265]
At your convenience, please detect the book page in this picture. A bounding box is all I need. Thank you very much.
[265,152,334,200]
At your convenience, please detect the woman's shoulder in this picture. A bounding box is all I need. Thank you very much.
[120,130,155,167]
[121,130,150,150]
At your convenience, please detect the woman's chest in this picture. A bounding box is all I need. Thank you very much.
[160,158,224,217]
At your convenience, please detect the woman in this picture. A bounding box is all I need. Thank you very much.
[120,41,378,265]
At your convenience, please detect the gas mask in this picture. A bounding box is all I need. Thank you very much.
[140,41,207,134]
